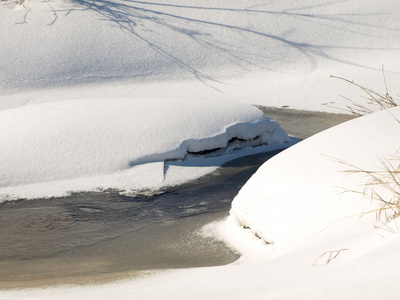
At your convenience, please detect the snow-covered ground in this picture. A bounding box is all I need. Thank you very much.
[1,0,400,111]
[2,0,400,298]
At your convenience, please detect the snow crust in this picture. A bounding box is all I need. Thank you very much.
[0,98,289,200]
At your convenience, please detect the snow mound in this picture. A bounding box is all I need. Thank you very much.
[228,107,400,253]
[0,98,289,200]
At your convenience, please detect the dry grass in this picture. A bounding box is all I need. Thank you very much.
[313,249,348,266]
[338,156,400,223]
[332,70,400,224]
[331,69,399,116]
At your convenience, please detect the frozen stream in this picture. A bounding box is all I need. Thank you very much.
[0,107,354,289]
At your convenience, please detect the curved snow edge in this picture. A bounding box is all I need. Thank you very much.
[227,107,400,257]
[0,97,291,201]
[0,120,291,201]
[129,119,290,166]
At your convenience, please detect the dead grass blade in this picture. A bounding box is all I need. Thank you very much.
[313,249,348,266]
[331,67,399,116]
[337,155,400,223]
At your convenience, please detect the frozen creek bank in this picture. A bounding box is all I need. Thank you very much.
[0,98,289,201]
[228,107,400,255]
[0,108,354,288]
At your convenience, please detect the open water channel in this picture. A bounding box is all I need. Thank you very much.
[0,107,354,288]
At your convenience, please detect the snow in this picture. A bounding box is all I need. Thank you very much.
[3,107,400,300]
[0,98,290,200]
[228,107,400,254]
[2,0,400,298]
[1,0,400,112]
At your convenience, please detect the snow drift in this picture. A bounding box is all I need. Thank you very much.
[228,107,400,253]
[0,98,290,200]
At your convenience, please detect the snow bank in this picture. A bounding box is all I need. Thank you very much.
[229,107,400,253]
[0,98,289,200]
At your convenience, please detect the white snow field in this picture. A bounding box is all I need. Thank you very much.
[1,0,400,111]
[2,0,400,298]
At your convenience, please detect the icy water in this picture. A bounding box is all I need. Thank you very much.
[0,151,275,288]
[0,108,355,289]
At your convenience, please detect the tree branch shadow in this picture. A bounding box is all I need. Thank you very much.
[48,0,400,85]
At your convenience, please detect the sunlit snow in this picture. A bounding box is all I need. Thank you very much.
[0,98,290,200]
[3,108,400,299]
[2,0,400,298]
[228,107,400,253]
